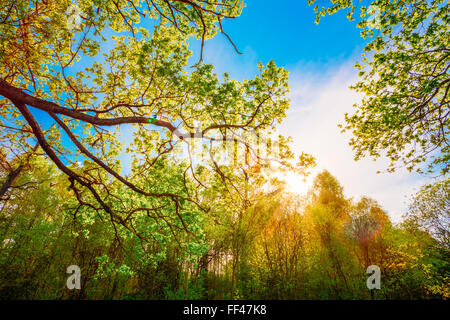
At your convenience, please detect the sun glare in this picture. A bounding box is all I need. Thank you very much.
[283,171,312,195]
[263,168,314,196]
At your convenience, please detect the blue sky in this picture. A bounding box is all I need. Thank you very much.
[204,0,364,68]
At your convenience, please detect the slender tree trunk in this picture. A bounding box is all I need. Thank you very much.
[184,270,189,299]
[230,256,236,300]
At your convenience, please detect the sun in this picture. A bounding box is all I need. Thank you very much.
[262,168,314,196]
[282,171,312,195]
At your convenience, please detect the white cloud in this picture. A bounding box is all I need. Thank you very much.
[280,61,430,223]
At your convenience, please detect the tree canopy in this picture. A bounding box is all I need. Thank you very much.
[0,0,303,241]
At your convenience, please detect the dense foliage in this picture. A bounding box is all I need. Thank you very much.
[0,160,448,299]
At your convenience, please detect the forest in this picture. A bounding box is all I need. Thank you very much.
[0,0,448,300]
